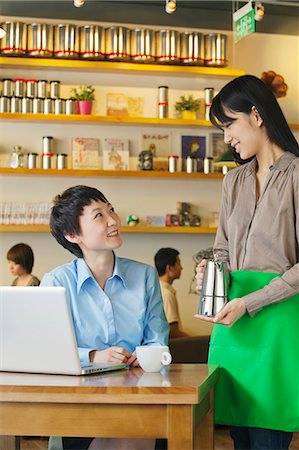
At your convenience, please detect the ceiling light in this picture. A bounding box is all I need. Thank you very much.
[254,2,265,20]
[165,0,177,14]
[0,26,6,39]
[74,0,85,7]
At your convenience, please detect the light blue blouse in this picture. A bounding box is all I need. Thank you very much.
[41,255,169,364]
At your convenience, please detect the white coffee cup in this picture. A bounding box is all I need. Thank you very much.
[136,345,172,372]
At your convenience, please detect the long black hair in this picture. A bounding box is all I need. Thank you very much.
[50,185,109,258]
[210,75,299,164]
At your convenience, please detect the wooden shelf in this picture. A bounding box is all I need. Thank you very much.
[0,56,245,79]
[0,112,213,127]
[0,167,224,179]
[0,224,217,234]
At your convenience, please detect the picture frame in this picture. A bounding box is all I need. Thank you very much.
[72,137,99,169]
[102,138,130,171]
[181,134,207,171]
[140,133,170,156]
[209,132,232,161]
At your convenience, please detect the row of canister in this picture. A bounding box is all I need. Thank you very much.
[11,148,67,170]
[168,155,214,174]
[1,79,61,99]
[0,21,228,67]
[0,96,77,114]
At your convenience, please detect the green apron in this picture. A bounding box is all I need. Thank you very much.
[208,270,299,431]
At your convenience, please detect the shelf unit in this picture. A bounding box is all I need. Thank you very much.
[0,57,245,78]
[0,113,213,127]
[0,56,235,237]
[0,167,224,179]
[0,224,217,234]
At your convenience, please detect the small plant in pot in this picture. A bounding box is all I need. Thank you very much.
[174,95,200,120]
[70,85,95,115]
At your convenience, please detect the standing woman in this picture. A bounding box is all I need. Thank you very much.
[195,75,299,450]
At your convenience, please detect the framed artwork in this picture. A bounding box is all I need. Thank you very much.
[209,132,232,161]
[140,133,170,156]
[106,93,128,116]
[181,135,206,171]
[72,138,99,169]
[102,138,130,170]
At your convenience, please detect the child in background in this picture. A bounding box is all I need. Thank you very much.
[7,243,40,286]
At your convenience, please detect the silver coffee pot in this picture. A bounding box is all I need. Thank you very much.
[198,255,229,317]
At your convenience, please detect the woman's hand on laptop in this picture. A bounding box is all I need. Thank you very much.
[90,346,132,364]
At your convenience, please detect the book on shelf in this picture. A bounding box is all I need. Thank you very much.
[140,133,170,156]
[181,135,206,171]
[106,93,144,117]
[72,138,99,170]
[102,138,130,171]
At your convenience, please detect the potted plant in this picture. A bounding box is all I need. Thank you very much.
[70,85,95,115]
[174,95,200,120]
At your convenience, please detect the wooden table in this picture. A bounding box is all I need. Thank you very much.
[0,363,219,450]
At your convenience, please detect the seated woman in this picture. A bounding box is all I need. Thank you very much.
[41,185,169,450]
[7,243,40,286]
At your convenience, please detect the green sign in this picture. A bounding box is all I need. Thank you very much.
[233,8,255,43]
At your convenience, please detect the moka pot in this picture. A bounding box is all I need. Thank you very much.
[198,257,229,317]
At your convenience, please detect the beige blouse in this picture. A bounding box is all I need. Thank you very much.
[214,151,299,316]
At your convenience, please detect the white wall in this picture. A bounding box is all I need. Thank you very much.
[0,22,298,336]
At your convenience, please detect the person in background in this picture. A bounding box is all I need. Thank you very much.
[7,243,40,286]
[195,75,299,450]
[154,247,189,338]
[41,185,169,450]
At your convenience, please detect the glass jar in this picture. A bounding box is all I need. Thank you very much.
[10,146,24,168]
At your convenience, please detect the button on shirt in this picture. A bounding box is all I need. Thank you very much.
[214,152,299,316]
[41,256,169,364]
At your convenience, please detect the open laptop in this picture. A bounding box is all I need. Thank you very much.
[0,286,126,376]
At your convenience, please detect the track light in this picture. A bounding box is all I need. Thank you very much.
[0,26,6,39]
[254,2,264,21]
[74,0,85,7]
[165,0,177,14]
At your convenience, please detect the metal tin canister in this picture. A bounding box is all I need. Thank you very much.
[27,23,54,57]
[0,22,27,55]
[105,26,130,61]
[168,155,178,173]
[37,80,48,99]
[42,153,54,169]
[79,25,105,60]
[15,79,26,97]
[27,80,37,98]
[44,98,54,114]
[3,79,13,97]
[0,96,11,113]
[204,87,214,121]
[203,157,213,174]
[50,81,60,99]
[27,152,38,169]
[54,98,65,114]
[54,24,79,59]
[42,136,54,153]
[33,97,44,114]
[155,30,180,64]
[21,97,33,114]
[180,32,204,65]
[186,156,198,173]
[204,33,228,67]
[130,28,155,63]
[11,96,22,113]
[158,86,168,119]
[65,98,77,114]
[57,153,67,170]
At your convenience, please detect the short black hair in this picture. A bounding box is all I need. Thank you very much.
[210,75,299,165]
[7,243,34,273]
[50,185,109,258]
[154,248,179,276]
